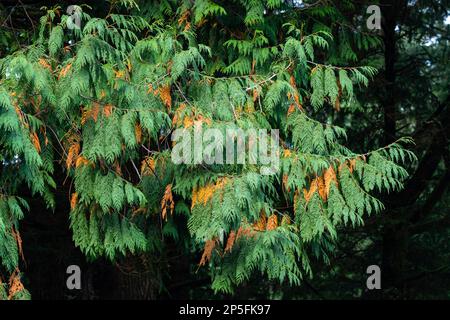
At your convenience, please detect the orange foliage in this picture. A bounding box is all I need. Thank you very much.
[282,174,290,192]
[141,156,156,176]
[287,103,296,116]
[66,142,80,169]
[199,238,217,266]
[75,155,90,168]
[301,165,340,204]
[8,271,25,300]
[114,69,125,79]
[158,85,172,110]
[191,178,228,209]
[183,116,194,128]
[252,88,259,102]
[253,212,267,231]
[81,103,101,124]
[303,178,318,203]
[266,214,278,231]
[58,63,72,79]
[38,58,52,71]
[324,165,338,195]
[135,123,142,144]
[236,225,256,240]
[348,158,357,173]
[317,176,327,201]
[303,176,326,202]
[103,104,113,117]
[178,10,190,25]
[11,227,24,262]
[161,184,175,221]
[283,149,292,158]
[172,103,186,126]
[70,193,78,210]
[30,132,41,153]
[225,230,236,253]
[289,75,303,110]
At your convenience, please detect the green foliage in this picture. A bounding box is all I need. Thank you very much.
[0,0,416,297]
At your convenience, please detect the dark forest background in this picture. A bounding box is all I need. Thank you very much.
[0,0,449,299]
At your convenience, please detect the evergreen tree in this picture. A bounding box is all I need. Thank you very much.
[0,0,418,298]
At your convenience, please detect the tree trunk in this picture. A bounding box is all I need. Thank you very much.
[380,0,408,297]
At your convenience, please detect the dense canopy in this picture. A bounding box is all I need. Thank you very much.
[0,0,448,299]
